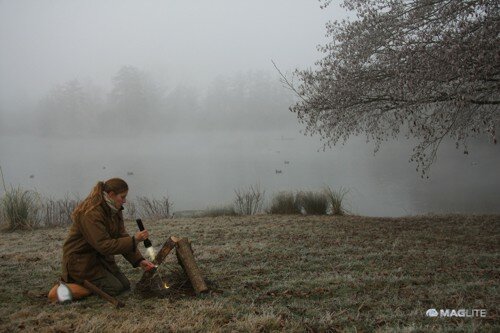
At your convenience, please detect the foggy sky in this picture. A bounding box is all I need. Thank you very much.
[0,0,343,109]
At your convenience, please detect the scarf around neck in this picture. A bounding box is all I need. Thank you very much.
[103,192,119,214]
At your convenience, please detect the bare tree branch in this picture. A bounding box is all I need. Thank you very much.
[285,0,499,175]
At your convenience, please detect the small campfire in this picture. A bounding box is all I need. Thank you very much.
[135,236,210,298]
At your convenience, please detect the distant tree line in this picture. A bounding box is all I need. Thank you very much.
[33,66,294,138]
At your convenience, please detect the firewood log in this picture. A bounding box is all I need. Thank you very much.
[175,238,208,294]
[136,236,177,290]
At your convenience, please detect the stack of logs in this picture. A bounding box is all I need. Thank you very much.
[135,236,208,295]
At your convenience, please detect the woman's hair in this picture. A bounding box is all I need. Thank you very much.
[71,178,128,221]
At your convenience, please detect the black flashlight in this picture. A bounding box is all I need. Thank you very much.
[135,218,152,248]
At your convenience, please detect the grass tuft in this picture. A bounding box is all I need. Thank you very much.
[1,187,40,230]
[1,186,79,230]
[269,191,301,215]
[323,186,350,215]
[296,190,328,215]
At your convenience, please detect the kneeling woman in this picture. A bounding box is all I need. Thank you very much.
[61,178,155,296]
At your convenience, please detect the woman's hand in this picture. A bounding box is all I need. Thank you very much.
[139,259,156,271]
[135,230,149,242]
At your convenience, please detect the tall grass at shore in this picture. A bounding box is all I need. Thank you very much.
[0,183,351,229]
[296,190,328,215]
[323,185,350,216]
[268,191,300,215]
[268,188,349,216]
[0,188,78,230]
[1,187,40,230]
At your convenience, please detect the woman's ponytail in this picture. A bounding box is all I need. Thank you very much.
[71,181,106,221]
[71,178,128,222]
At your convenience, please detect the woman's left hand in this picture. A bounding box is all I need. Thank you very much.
[139,259,156,271]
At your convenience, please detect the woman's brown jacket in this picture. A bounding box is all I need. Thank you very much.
[61,201,144,283]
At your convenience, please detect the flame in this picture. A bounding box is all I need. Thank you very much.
[146,247,156,261]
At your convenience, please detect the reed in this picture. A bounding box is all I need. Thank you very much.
[1,187,41,230]
[296,190,328,215]
[323,185,350,215]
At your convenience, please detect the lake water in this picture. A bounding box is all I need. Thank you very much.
[1,131,499,217]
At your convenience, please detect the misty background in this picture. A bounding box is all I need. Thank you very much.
[1,0,499,216]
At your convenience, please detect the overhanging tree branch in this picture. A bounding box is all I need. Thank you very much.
[284,0,499,176]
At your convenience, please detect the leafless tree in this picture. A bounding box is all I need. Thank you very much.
[124,200,137,220]
[136,196,172,220]
[41,196,79,227]
[285,0,499,175]
[234,184,265,215]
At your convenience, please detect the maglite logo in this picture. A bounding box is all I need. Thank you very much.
[426,309,439,317]
[426,308,487,318]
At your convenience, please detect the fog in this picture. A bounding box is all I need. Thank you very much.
[1,0,499,216]
[0,0,336,103]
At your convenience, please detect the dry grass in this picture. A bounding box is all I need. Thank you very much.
[0,214,499,332]
[323,186,349,216]
[0,187,41,230]
[268,191,300,215]
[296,190,328,215]
[198,205,238,218]
[0,189,78,230]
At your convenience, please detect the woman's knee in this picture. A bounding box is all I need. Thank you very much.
[103,284,127,296]
[91,274,128,296]
[114,271,131,291]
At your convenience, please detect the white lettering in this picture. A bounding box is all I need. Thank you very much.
[431,309,487,318]
[440,309,451,317]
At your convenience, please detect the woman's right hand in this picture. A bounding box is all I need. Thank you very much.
[135,230,149,242]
